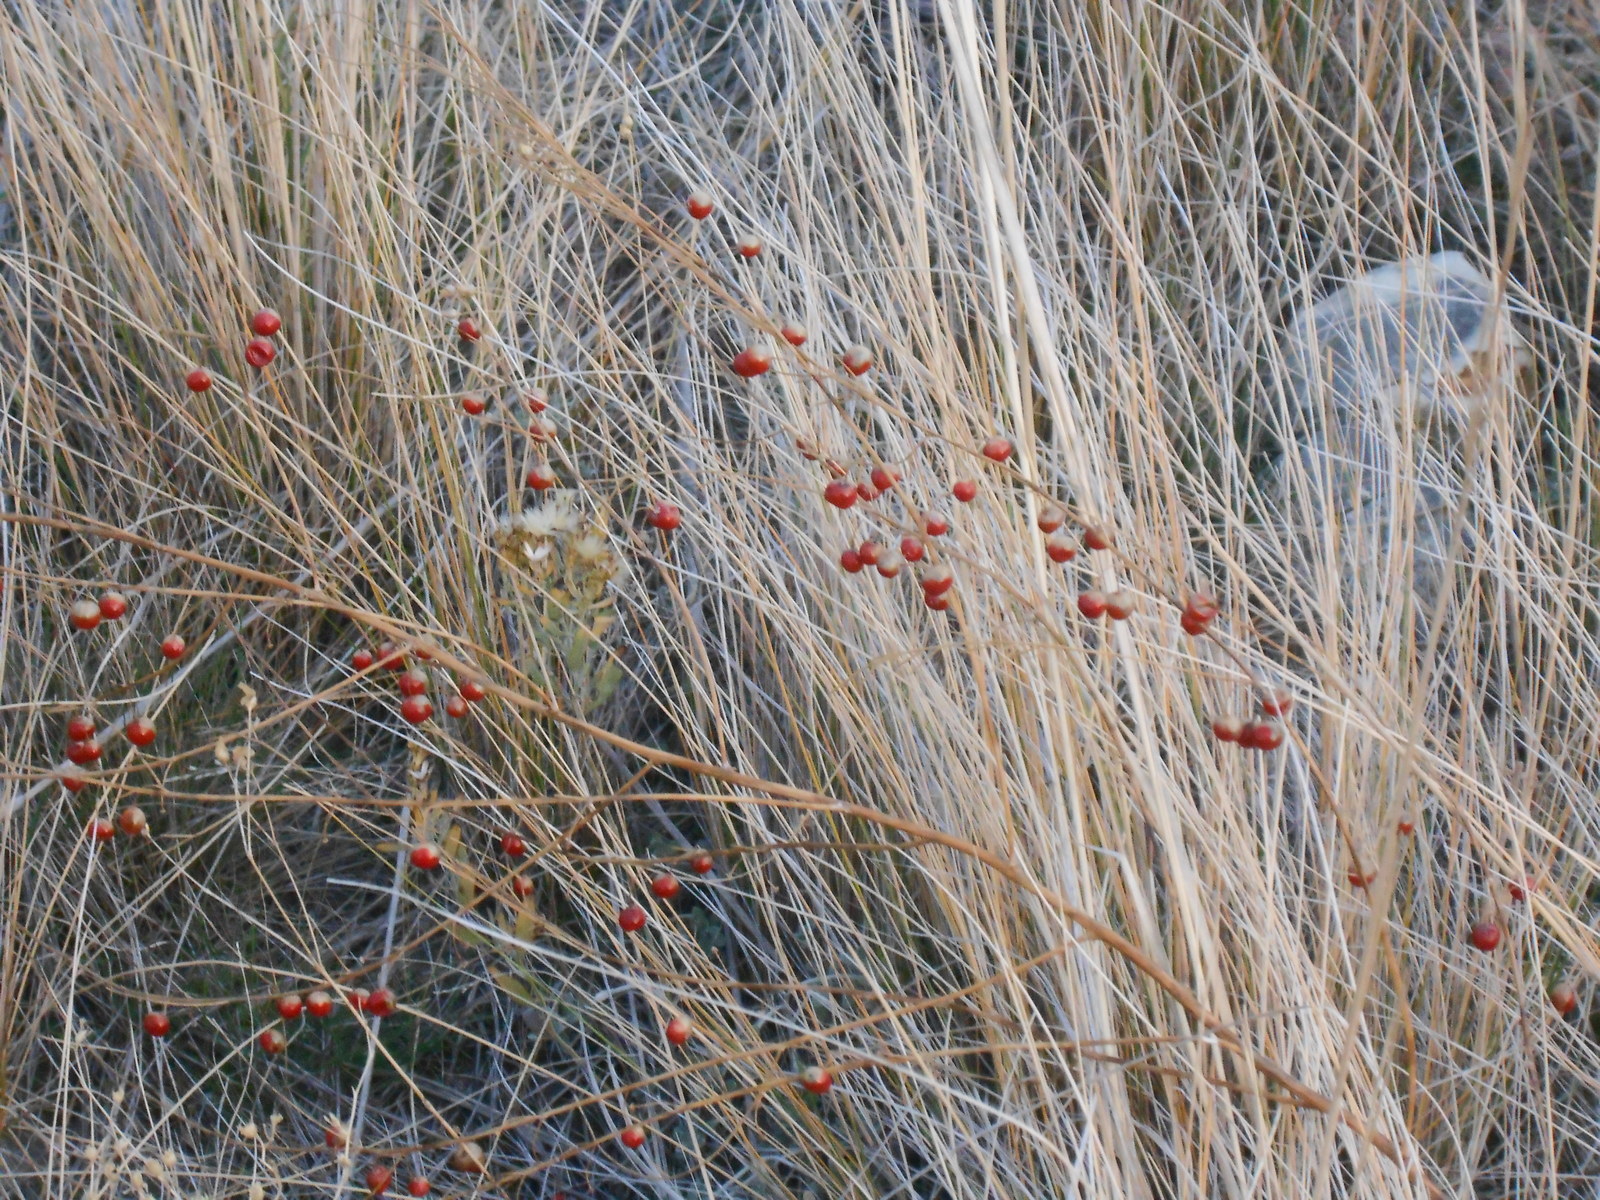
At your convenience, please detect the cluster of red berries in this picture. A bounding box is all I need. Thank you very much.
[1211,689,1291,752]
[350,641,487,725]
[61,609,188,791]
[182,306,281,389]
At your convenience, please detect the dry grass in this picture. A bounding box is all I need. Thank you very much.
[2,1,1599,1197]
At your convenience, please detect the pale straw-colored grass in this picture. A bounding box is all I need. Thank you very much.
[2,2,1599,1197]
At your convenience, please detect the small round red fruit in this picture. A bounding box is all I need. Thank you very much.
[1552,980,1580,1016]
[869,466,899,493]
[345,988,370,1014]
[62,771,88,793]
[857,540,881,566]
[526,464,557,490]
[352,648,375,671]
[1037,503,1067,534]
[366,1164,395,1195]
[920,565,954,596]
[1260,689,1294,717]
[799,1065,833,1094]
[400,695,433,724]
[410,843,442,870]
[926,593,951,611]
[523,387,549,413]
[305,990,334,1019]
[68,599,102,631]
[841,345,873,376]
[161,634,187,660]
[780,322,808,346]
[1242,721,1285,751]
[647,502,681,531]
[67,714,96,742]
[184,368,213,393]
[142,1011,171,1038]
[98,591,128,620]
[89,817,116,841]
[459,678,487,702]
[650,874,681,900]
[444,694,469,719]
[981,437,1013,462]
[376,641,406,670]
[528,415,558,443]
[735,234,763,258]
[900,536,925,563]
[1508,876,1535,903]
[1469,920,1502,952]
[1180,611,1210,636]
[1105,590,1135,620]
[839,548,864,574]
[689,852,714,875]
[461,393,486,415]
[456,318,482,342]
[923,513,950,537]
[1082,526,1113,551]
[245,337,276,368]
[685,190,714,220]
[249,308,282,337]
[952,480,977,503]
[1397,819,1416,835]
[365,988,397,1018]
[406,1177,431,1197]
[1183,593,1220,625]
[619,1124,647,1149]
[1211,717,1245,743]
[875,551,904,578]
[1045,533,1077,563]
[398,669,429,697]
[618,904,647,933]
[1076,590,1108,619]
[1347,869,1376,888]
[259,1028,287,1054]
[665,1016,692,1046]
[275,994,304,1020]
[126,718,156,747]
[510,874,534,899]
[67,739,102,765]
[117,806,148,837]
[732,346,772,378]
[823,480,858,509]
[500,832,527,857]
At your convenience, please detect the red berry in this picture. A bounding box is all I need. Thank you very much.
[259,1028,287,1054]
[249,308,282,337]
[839,549,864,573]
[89,817,115,841]
[1105,590,1136,621]
[185,368,213,392]
[732,346,772,378]
[981,437,1013,462]
[736,234,763,258]
[665,1016,692,1046]
[345,988,370,1014]
[1076,591,1108,619]
[1508,876,1535,903]
[841,345,873,376]
[352,648,375,671]
[1082,526,1113,551]
[410,843,442,870]
[407,1177,431,1197]
[142,1011,171,1038]
[900,536,925,563]
[1242,721,1285,751]
[781,322,808,346]
[855,478,879,504]
[1469,920,1502,952]
[366,1165,395,1195]
[952,480,978,503]
[1045,533,1077,563]
[326,1124,349,1151]
[526,464,557,490]
[116,805,147,837]
[923,513,950,537]
[1180,611,1209,636]
[799,1065,833,1094]
[875,550,904,578]
[400,695,433,725]
[869,466,899,493]
[857,541,881,566]
[1211,717,1245,743]
[650,874,681,900]
[365,988,397,1018]
[457,318,482,342]
[920,565,954,596]
[68,599,102,631]
[1347,869,1376,888]
[1037,503,1067,534]
[523,388,550,413]
[1552,980,1580,1016]
[459,678,487,702]
[647,502,682,531]
[444,694,469,719]
[67,714,96,742]
[528,415,558,443]
[823,480,858,509]
[1260,689,1294,717]
[620,1124,647,1149]
[925,593,951,611]
[245,337,276,368]
[306,990,334,1019]
[1184,593,1220,624]
[276,994,304,1020]
[499,832,528,857]
[398,669,429,697]
[510,873,534,899]
[98,591,128,620]
[689,852,714,875]
[161,634,187,660]
[685,190,714,220]
[1397,819,1416,835]
[67,739,102,765]
[376,641,406,670]
[126,718,156,747]
[618,904,647,932]
[461,393,486,415]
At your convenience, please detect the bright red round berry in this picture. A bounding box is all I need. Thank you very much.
[650,874,681,900]
[900,536,925,563]
[685,190,714,220]
[523,388,549,413]
[259,1028,287,1054]
[841,345,873,376]
[444,694,469,719]
[800,1065,833,1094]
[1347,869,1376,888]
[920,565,954,596]
[67,714,96,742]
[1045,533,1077,563]
[275,994,304,1020]
[1397,819,1416,835]
[345,988,370,1014]
[618,904,647,932]
[500,832,527,857]
[1552,980,1580,1016]
[67,739,102,765]
[62,771,89,793]
[126,718,156,747]
[856,540,881,566]
[366,1165,395,1196]
[1260,689,1294,717]
[736,234,763,258]
[1242,721,1285,751]
[1211,717,1245,743]
[457,318,482,342]
[245,337,276,368]
[142,1011,171,1038]
[510,874,534,899]
[185,368,213,392]
[1037,503,1067,533]
[161,634,187,660]
[365,988,397,1018]
[869,466,899,493]
[1082,526,1113,551]
[981,437,1013,462]
[526,463,557,490]
[98,591,128,620]
[410,843,442,870]
[249,308,282,337]
[1105,590,1135,621]
[647,502,682,531]
[780,322,808,346]
[400,695,433,724]
[352,648,375,671]
[459,678,487,702]
[89,817,116,841]
[665,1016,692,1046]
[952,480,977,503]
[689,852,715,875]
[823,480,858,509]
[840,548,864,573]
[1469,920,1502,952]
[875,551,904,578]
[376,641,405,670]
[398,669,429,697]
[461,393,486,415]
[68,599,102,631]
[406,1177,431,1197]
[1076,590,1108,619]
[732,346,772,378]
[620,1124,647,1149]
[305,990,334,1019]
[923,513,950,537]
